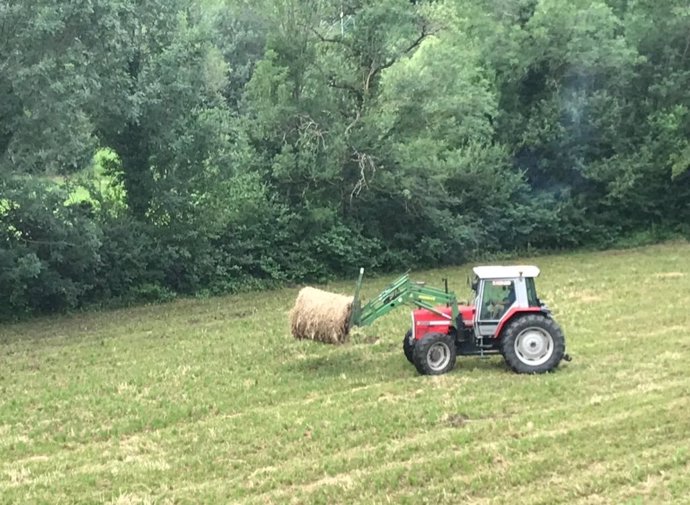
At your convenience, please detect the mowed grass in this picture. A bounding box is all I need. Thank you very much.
[1,242,690,504]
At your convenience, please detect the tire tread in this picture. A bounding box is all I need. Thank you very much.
[412,333,457,375]
[501,314,565,374]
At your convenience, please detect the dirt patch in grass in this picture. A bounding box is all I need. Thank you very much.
[654,272,685,279]
[445,413,469,427]
[568,289,604,303]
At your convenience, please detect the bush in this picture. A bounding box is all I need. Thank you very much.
[0,178,103,318]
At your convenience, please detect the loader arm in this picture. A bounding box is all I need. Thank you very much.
[350,270,459,329]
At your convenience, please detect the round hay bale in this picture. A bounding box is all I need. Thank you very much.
[289,287,353,344]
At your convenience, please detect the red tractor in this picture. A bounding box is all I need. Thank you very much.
[350,266,569,375]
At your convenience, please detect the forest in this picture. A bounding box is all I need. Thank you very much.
[1,0,689,319]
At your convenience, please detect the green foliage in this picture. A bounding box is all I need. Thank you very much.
[1,0,689,318]
[0,0,100,173]
[0,177,103,319]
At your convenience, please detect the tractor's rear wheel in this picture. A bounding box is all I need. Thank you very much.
[412,333,457,375]
[501,314,565,374]
[403,329,415,364]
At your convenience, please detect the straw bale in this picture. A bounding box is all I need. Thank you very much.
[290,287,354,344]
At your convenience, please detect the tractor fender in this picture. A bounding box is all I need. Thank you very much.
[494,307,545,338]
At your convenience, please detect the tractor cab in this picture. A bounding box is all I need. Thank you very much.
[471,265,543,339]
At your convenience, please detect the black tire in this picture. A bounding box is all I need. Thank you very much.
[412,333,457,375]
[501,314,565,374]
[403,329,415,364]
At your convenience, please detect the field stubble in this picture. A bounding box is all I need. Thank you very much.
[1,242,689,504]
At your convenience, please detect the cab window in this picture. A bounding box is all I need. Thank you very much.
[480,280,516,320]
[526,278,540,307]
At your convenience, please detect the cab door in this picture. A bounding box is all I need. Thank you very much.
[474,279,516,337]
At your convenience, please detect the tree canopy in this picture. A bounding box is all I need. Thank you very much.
[1,0,688,318]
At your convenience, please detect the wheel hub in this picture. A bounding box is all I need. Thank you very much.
[514,328,554,366]
[426,342,451,371]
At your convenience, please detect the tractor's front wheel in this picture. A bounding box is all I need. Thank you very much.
[412,333,457,375]
[403,329,415,364]
[501,314,565,374]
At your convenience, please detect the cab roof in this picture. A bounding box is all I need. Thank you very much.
[472,265,540,279]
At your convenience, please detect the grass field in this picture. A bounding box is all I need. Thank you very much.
[1,242,690,504]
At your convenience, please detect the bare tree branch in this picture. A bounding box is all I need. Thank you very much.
[310,27,345,45]
[350,150,376,202]
[363,20,433,93]
[311,57,364,103]
[345,110,361,137]
[297,113,327,150]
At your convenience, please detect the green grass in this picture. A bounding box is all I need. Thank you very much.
[1,241,690,504]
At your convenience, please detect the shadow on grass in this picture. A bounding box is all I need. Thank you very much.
[454,355,576,377]
[453,356,511,374]
[283,352,382,377]
[283,349,430,382]
[283,351,515,382]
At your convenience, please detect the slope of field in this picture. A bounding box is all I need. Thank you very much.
[1,242,689,504]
